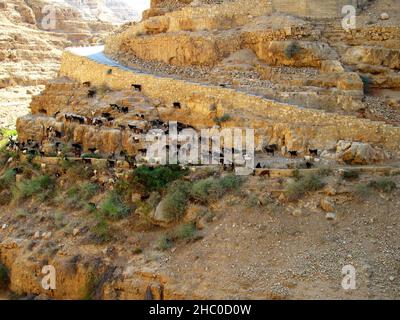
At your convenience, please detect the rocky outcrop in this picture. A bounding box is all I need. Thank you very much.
[0,0,116,88]
[336,140,388,165]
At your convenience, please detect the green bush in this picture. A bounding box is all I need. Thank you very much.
[99,191,131,220]
[0,149,17,166]
[13,175,55,201]
[162,182,191,221]
[0,263,9,289]
[132,165,188,193]
[191,175,244,203]
[342,170,360,180]
[368,178,397,193]
[54,211,66,229]
[0,169,16,192]
[0,129,17,151]
[156,234,173,251]
[285,173,325,201]
[284,41,301,59]
[81,153,101,159]
[213,113,231,125]
[156,223,197,251]
[173,223,197,240]
[92,214,111,244]
[354,183,371,199]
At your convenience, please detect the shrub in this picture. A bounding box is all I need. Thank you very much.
[213,113,231,125]
[82,272,101,300]
[156,234,173,251]
[0,263,9,289]
[191,178,215,203]
[284,41,301,59]
[285,173,325,201]
[16,208,30,218]
[0,129,17,150]
[99,191,131,220]
[162,182,191,221]
[13,175,55,201]
[342,170,360,180]
[292,169,301,181]
[54,211,65,229]
[191,175,244,203]
[368,178,397,193]
[0,149,17,166]
[81,153,101,159]
[172,223,197,241]
[156,223,197,251]
[0,168,16,192]
[318,167,334,177]
[132,165,188,193]
[80,182,100,200]
[92,215,111,244]
[354,183,371,199]
[64,182,100,211]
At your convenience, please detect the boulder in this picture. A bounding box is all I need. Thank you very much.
[380,13,390,20]
[323,185,337,196]
[325,212,336,220]
[338,141,387,165]
[151,199,174,226]
[320,198,335,212]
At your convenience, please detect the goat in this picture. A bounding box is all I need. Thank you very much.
[87,89,96,98]
[288,151,298,158]
[264,146,275,156]
[132,84,142,92]
[93,118,105,126]
[71,115,86,124]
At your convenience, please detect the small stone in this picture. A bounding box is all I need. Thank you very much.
[323,185,337,196]
[131,193,141,203]
[278,193,286,202]
[43,232,52,240]
[380,13,389,20]
[73,228,80,236]
[34,231,40,239]
[292,208,303,217]
[320,198,335,212]
[1,223,7,229]
[389,276,395,281]
[325,212,336,220]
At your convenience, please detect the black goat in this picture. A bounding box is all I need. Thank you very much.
[288,151,298,158]
[132,84,142,92]
[87,89,96,98]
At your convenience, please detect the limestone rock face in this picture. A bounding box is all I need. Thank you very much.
[151,199,174,226]
[343,46,400,70]
[337,141,388,165]
[0,0,116,87]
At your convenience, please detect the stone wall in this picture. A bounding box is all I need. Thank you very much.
[58,51,400,153]
[272,0,368,18]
